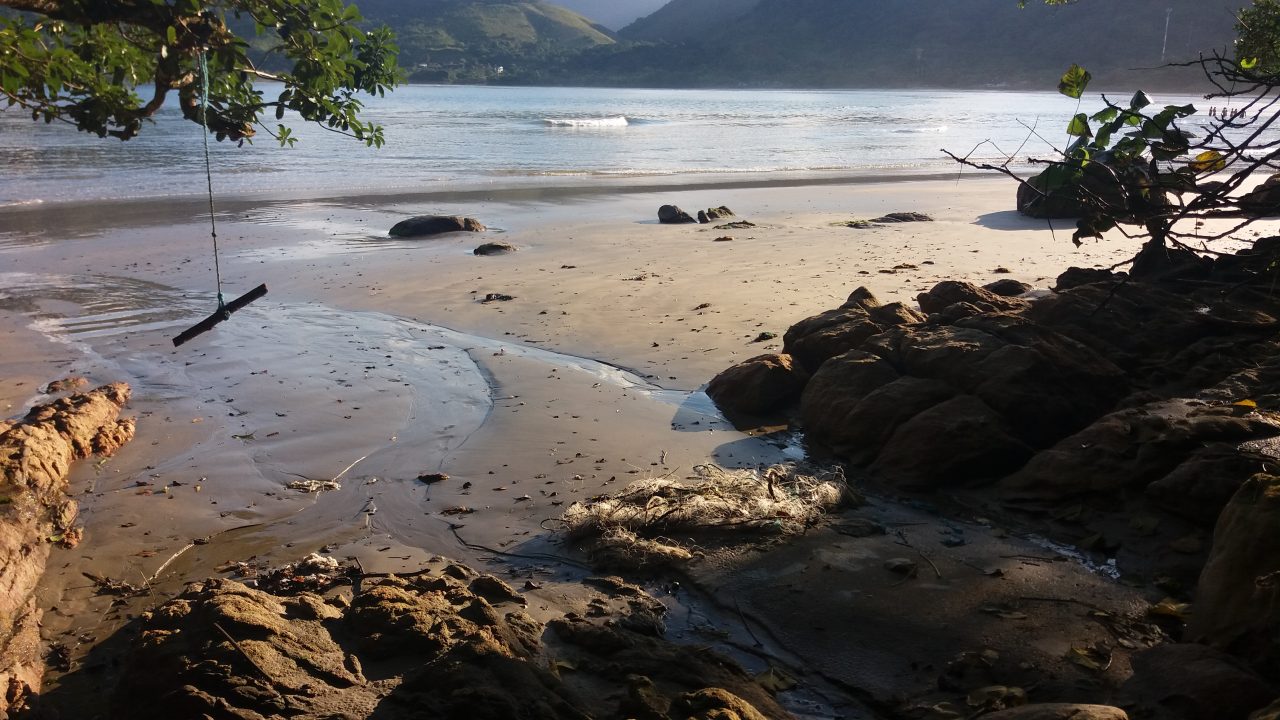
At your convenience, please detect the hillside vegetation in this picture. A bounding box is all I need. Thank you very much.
[352,0,615,82]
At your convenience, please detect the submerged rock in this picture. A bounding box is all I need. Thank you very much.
[981,705,1129,720]
[389,215,486,237]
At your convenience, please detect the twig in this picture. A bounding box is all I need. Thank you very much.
[734,598,765,648]
[214,622,275,683]
[448,524,591,570]
[148,543,195,583]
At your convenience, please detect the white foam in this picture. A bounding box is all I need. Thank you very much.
[543,116,630,128]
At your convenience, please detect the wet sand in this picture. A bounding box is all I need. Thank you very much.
[4,171,1258,714]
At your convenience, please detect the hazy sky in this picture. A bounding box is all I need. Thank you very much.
[551,0,671,29]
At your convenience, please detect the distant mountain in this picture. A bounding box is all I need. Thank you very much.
[351,0,616,82]
[619,0,761,43]
[548,0,1239,91]
[550,0,670,30]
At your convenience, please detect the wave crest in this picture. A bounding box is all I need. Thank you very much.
[543,116,630,128]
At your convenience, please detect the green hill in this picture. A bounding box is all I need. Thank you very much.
[352,0,616,82]
[552,0,1240,91]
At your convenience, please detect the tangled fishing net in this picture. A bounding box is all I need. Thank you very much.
[560,463,852,569]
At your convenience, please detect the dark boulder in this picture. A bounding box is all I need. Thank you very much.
[984,279,1033,297]
[658,205,697,224]
[1191,473,1280,673]
[782,287,923,373]
[705,353,809,418]
[1120,643,1275,720]
[389,215,486,238]
[869,394,1033,488]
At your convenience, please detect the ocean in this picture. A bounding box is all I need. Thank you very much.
[0,84,1208,207]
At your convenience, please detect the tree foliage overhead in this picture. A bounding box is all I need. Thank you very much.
[0,0,400,145]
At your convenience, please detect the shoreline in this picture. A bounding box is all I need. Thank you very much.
[7,168,1267,716]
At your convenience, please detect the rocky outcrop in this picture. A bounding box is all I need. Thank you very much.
[705,353,808,418]
[1190,473,1280,675]
[0,383,134,716]
[113,565,789,720]
[658,205,697,224]
[389,215,486,237]
[709,237,1280,506]
[985,278,1033,297]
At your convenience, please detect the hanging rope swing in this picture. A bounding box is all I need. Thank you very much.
[172,49,268,347]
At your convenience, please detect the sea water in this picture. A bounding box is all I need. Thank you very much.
[0,84,1208,207]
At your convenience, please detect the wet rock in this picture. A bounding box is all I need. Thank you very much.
[658,205,697,224]
[389,215,486,237]
[0,383,134,715]
[985,279,1034,297]
[474,241,517,256]
[706,353,810,417]
[469,574,527,606]
[1191,474,1280,672]
[917,281,1028,316]
[1120,643,1275,720]
[981,704,1129,720]
[870,394,1033,488]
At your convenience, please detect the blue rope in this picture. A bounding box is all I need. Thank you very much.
[198,49,226,315]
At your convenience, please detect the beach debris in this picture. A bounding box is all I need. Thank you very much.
[749,331,777,343]
[481,293,515,303]
[223,553,349,595]
[841,212,934,229]
[715,220,756,230]
[389,214,486,237]
[474,241,517,256]
[874,211,933,223]
[441,506,476,516]
[417,472,450,484]
[714,236,734,242]
[287,478,341,493]
[658,204,698,224]
[82,572,145,599]
[624,273,658,281]
[560,463,850,569]
[884,558,918,576]
[693,303,712,310]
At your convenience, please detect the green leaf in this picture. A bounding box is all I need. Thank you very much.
[1066,113,1093,138]
[1091,107,1119,123]
[1058,64,1092,99]
[1130,91,1152,110]
[166,25,177,45]
[1242,57,1260,70]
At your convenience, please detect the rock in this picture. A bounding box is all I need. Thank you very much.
[917,281,1027,316]
[0,383,134,716]
[1053,267,1126,291]
[980,705,1129,720]
[389,215,486,237]
[480,293,515,303]
[715,220,755,230]
[1191,474,1280,671]
[1251,699,1280,720]
[658,205,697,224]
[782,287,924,373]
[474,241,516,256]
[1240,174,1280,215]
[704,206,734,221]
[1145,447,1268,525]
[985,279,1033,297]
[869,394,1033,488]
[697,210,709,224]
[1003,401,1280,501]
[706,353,810,417]
[801,374,953,463]
[671,688,769,720]
[1120,643,1275,720]
[43,377,88,394]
